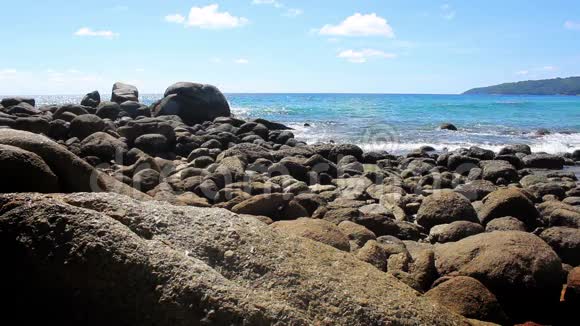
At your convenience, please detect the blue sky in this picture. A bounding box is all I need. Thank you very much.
[1,0,580,95]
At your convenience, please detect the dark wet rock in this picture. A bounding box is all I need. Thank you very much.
[498,144,531,156]
[416,190,478,230]
[428,221,484,243]
[252,118,292,130]
[1,96,35,107]
[271,218,350,251]
[217,143,272,163]
[119,101,143,118]
[467,146,495,161]
[435,231,563,322]
[329,143,364,162]
[152,82,230,126]
[0,144,59,193]
[439,123,457,131]
[447,155,480,172]
[118,118,176,145]
[478,188,539,227]
[111,82,139,104]
[80,132,127,161]
[455,180,498,201]
[485,216,526,232]
[480,160,518,184]
[5,102,39,116]
[47,119,69,140]
[134,134,170,155]
[95,101,121,120]
[69,114,105,140]
[522,153,564,170]
[0,192,466,325]
[539,227,580,266]
[13,116,50,134]
[425,276,507,324]
[53,104,90,121]
[81,90,101,108]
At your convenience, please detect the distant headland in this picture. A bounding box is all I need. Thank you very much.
[463,76,580,95]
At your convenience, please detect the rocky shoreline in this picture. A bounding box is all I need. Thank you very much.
[0,82,579,325]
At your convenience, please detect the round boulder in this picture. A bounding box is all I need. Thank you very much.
[81,90,100,108]
[478,188,539,227]
[134,134,169,155]
[416,190,479,230]
[132,168,160,193]
[111,82,139,104]
[271,218,350,251]
[539,227,580,266]
[428,221,484,243]
[69,114,105,140]
[152,82,230,126]
[0,144,59,193]
[425,276,507,323]
[434,231,563,321]
[485,216,526,232]
[80,132,128,161]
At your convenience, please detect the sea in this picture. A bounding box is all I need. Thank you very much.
[34,93,580,155]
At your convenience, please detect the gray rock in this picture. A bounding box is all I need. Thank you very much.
[455,180,498,201]
[111,82,139,104]
[133,168,161,193]
[81,90,100,108]
[69,114,105,140]
[134,134,169,155]
[522,153,565,169]
[152,82,230,126]
[95,101,121,120]
[1,96,35,107]
[0,192,467,325]
[80,132,128,161]
[480,160,518,183]
[439,123,457,131]
[498,144,531,156]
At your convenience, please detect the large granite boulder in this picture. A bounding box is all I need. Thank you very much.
[0,129,148,200]
[0,144,59,193]
[434,231,563,321]
[152,82,230,126]
[0,192,467,325]
[425,276,507,324]
[111,82,139,104]
[416,190,479,230]
[478,188,539,227]
[271,218,350,251]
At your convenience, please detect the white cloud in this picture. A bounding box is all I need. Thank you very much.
[319,13,394,37]
[235,58,250,64]
[166,4,248,29]
[252,0,283,8]
[284,8,303,17]
[165,14,185,24]
[441,4,456,20]
[542,65,557,71]
[338,49,396,63]
[74,27,119,38]
[564,20,580,30]
[515,70,529,75]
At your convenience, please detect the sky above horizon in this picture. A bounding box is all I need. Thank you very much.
[1,0,580,95]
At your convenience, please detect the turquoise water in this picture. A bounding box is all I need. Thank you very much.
[36,93,580,154]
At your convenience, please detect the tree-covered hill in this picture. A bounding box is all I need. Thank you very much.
[463,77,580,95]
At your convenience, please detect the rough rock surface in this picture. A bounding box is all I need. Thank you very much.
[425,276,507,323]
[416,190,479,230]
[434,231,563,321]
[0,193,467,326]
